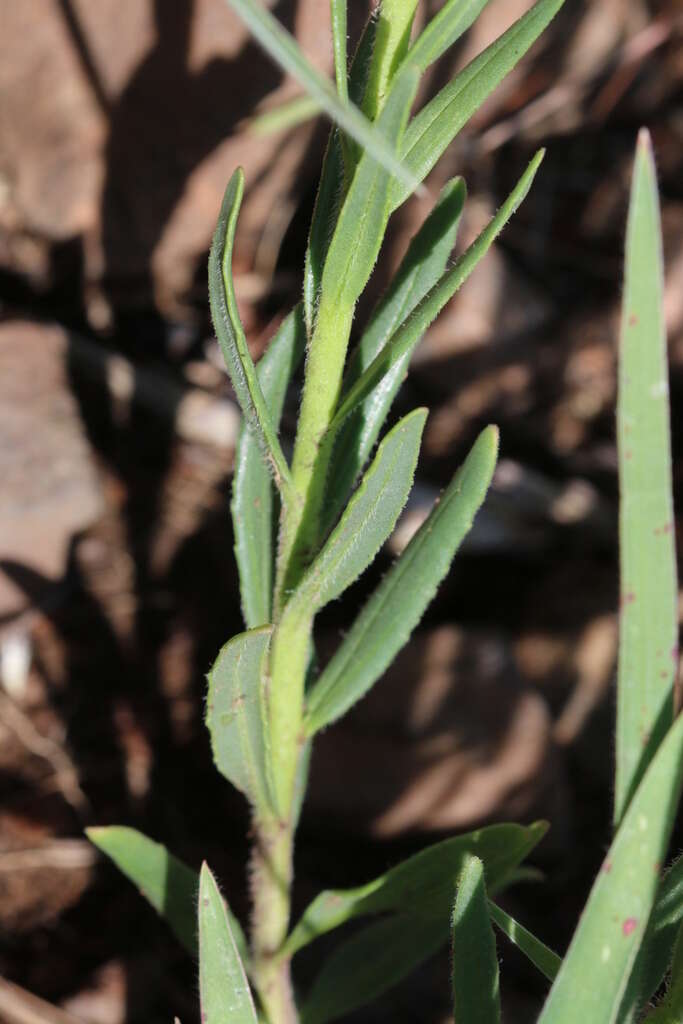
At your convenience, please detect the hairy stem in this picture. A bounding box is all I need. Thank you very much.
[250,813,298,1024]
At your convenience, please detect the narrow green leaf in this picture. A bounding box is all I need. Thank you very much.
[209,169,294,499]
[322,176,467,534]
[617,855,683,1023]
[330,0,347,101]
[248,94,320,136]
[301,914,445,1024]
[404,0,492,73]
[488,900,561,982]
[206,627,273,810]
[224,0,419,194]
[305,425,498,734]
[361,0,419,121]
[232,305,305,628]
[86,826,200,958]
[283,821,547,957]
[615,129,676,825]
[452,856,501,1024]
[304,15,378,334]
[330,151,544,437]
[391,0,564,208]
[289,408,426,615]
[537,710,683,1024]
[198,863,257,1024]
[320,64,420,312]
[87,826,249,969]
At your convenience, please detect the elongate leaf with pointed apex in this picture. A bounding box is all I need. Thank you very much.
[305,426,498,735]
[319,65,419,313]
[488,901,561,982]
[537,710,683,1024]
[322,177,467,534]
[329,151,543,437]
[391,0,564,209]
[301,914,446,1024]
[198,863,257,1024]
[304,16,378,333]
[283,821,547,957]
[86,827,248,968]
[614,129,676,826]
[232,305,305,628]
[224,0,418,194]
[617,855,683,1023]
[206,627,273,810]
[404,0,491,73]
[209,170,293,498]
[452,856,501,1024]
[289,409,426,615]
[87,826,200,958]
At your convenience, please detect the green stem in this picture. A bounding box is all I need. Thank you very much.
[250,812,298,1024]
[363,0,419,120]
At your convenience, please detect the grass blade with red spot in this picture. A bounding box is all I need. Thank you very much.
[614,129,677,826]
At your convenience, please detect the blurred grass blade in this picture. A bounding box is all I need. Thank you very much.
[224,0,419,193]
[87,827,201,958]
[198,863,257,1024]
[301,914,445,1024]
[330,151,543,438]
[330,0,347,101]
[209,169,294,500]
[206,627,273,810]
[320,65,420,312]
[537,710,683,1024]
[452,856,501,1024]
[391,0,563,208]
[304,15,378,333]
[87,827,249,968]
[617,855,683,1022]
[405,0,491,73]
[305,426,498,734]
[290,409,426,614]
[615,129,676,826]
[232,305,305,628]
[323,177,467,533]
[488,901,561,982]
[248,94,320,136]
[283,821,547,957]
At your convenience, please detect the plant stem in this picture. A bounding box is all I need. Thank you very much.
[250,812,298,1024]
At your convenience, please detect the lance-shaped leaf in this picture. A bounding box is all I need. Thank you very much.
[319,64,419,314]
[232,305,305,628]
[283,821,547,957]
[404,0,492,73]
[614,129,677,826]
[86,827,249,968]
[617,855,683,1023]
[305,425,498,734]
[304,16,378,333]
[301,913,446,1024]
[329,151,543,437]
[537,710,683,1024]
[198,863,257,1024]
[287,409,426,615]
[322,177,467,534]
[391,0,564,209]
[452,856,501,1024]
[488,901,561,982]
[209,169,294,498]
[225,0,418,194]
[206,627,273,810]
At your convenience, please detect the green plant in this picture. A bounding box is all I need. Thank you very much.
[87,2,683,1021]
